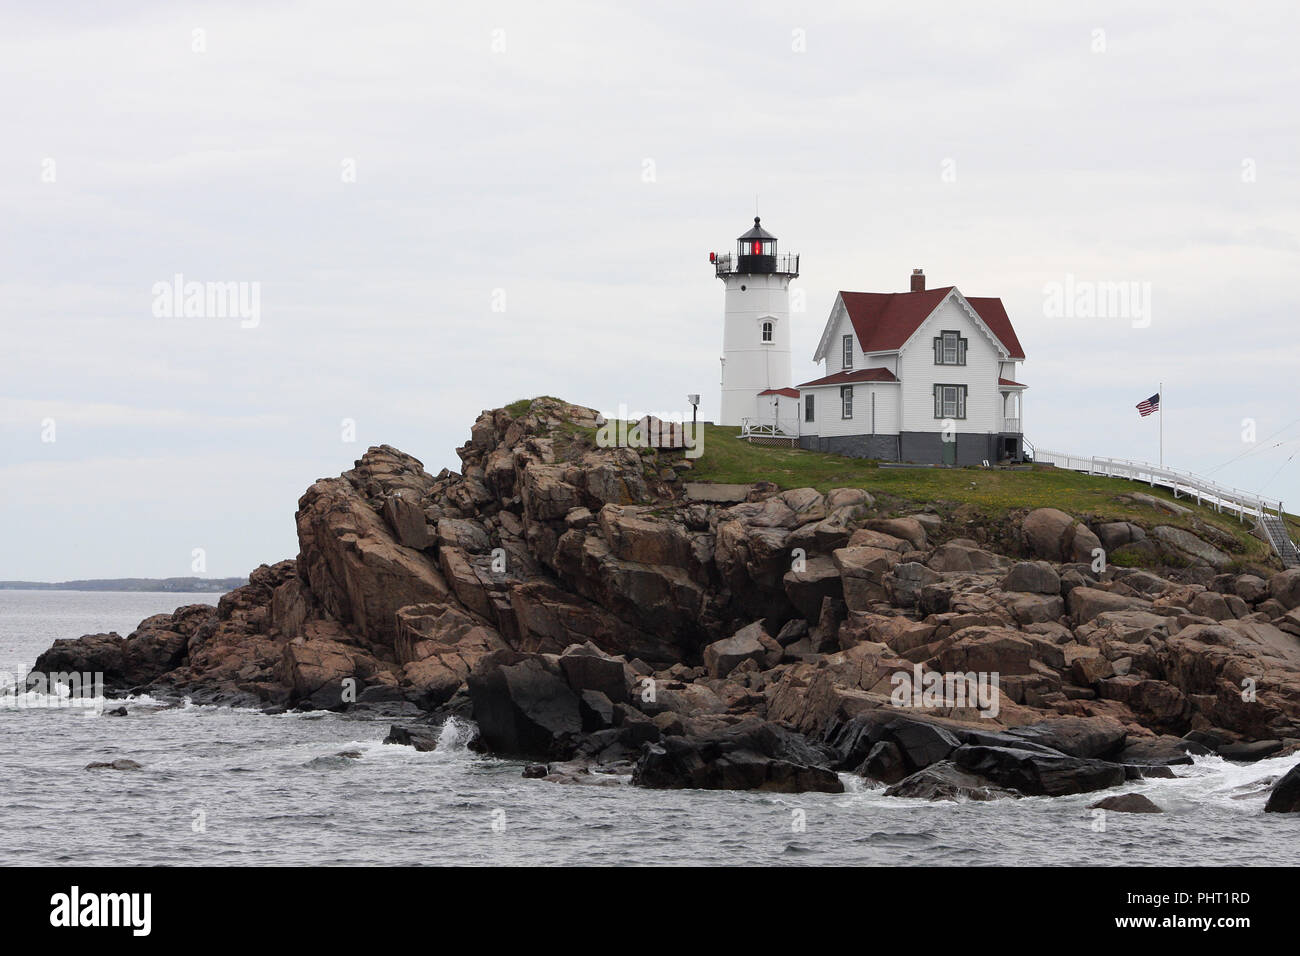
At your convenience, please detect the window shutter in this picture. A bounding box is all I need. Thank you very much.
[958,338,967,365]
[933,385,941,418]
[934,337,941,364]
[957,386,967,419]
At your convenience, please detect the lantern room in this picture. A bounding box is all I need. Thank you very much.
[712,217,799,278]
[737,216,777,270]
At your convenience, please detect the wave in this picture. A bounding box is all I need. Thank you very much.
[433,716,478,752]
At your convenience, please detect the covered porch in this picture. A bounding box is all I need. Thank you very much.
[998,377,1027,462]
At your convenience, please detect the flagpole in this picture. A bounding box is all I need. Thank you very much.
[1159,381,1163,468]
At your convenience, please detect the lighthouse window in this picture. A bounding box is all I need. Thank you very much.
[805,394,815,422]
[842,335,854,370]
[761,321,773,343]
[840,386,853,419]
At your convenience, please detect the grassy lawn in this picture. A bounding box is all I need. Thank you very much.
[505,398,1296,570]
[687,424,1297,567]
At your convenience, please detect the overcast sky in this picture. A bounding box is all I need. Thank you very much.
[2,1,1298,580]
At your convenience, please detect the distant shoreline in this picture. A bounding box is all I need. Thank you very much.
[0,577,246,593]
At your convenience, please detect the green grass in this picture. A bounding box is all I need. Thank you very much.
[686,424,1294,566]
[504,396,567,417]
[501,398,1297,569]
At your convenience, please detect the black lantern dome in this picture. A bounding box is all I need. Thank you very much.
[713,217,798,278]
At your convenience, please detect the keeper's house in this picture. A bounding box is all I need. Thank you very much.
[798,269,1027,465]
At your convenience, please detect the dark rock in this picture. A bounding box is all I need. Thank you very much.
[1000,717,1127,760]
[467,651,581,759]
[886,718,962,770]
[559,641,631,704]
[1124,765,1178,780]
[774,618,810,646]
[827,712,960,774]
[383,723,442,751]
[613,705,661,746]
[632,720,843,793]
[85,759,142,771]
[1114,736,1201,766]
[702,622,781,678]
[1090,793,1164,813]
[854,740,904,783]
[1264,763,1300,812]
[1217,740,1284,762]
[579,689,616,731]
[952,744,1126,796]
[783,556,844,620]
[884,761,1019,801]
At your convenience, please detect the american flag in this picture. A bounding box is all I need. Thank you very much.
[1136,393,1160,417]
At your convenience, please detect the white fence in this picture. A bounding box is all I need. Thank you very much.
[1034,449,1286,522]
[739,418,798,446]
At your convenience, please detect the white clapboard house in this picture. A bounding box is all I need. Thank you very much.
[797,270,1027,465]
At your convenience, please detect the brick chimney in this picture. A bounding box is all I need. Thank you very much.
[910,268,925,292]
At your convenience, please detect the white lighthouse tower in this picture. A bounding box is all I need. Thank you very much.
[713,217,800,428]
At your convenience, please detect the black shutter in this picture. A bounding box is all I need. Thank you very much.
[933,385,941,418]
[958,386,967,419]
[958,338,967,365]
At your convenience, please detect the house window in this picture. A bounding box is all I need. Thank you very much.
[761,321,773,343]
[804,394,815,422]
[933,330,967,366]
[842,334,854,369]
[932,384,967,419]
[841,386,853,419]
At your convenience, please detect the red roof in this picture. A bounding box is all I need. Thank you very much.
[797,367,898,388]
[998,377,1027,388]
[966,296,1025,360]
[757,387,800,398]
[837,288,1025,360]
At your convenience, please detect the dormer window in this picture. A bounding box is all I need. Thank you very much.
[761,321,773,343]
[842,334,854,369]
[934,330,967,366]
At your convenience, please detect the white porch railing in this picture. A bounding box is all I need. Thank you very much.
[1034,449,1285,523]
[739,418,798,446]
[1001,417,1021,433]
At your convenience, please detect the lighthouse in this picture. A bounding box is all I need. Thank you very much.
[713,217,800,428]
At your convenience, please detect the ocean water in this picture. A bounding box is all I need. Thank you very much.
[0,589,1296,866]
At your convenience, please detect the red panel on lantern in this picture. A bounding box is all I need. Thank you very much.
[752,241,761,254]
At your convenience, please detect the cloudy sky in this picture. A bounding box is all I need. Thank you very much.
[2,1,1298,580]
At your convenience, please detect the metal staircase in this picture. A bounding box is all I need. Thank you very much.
[1259,514,1300,568]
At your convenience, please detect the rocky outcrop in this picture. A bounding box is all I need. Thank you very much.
[28,397,1300,802]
